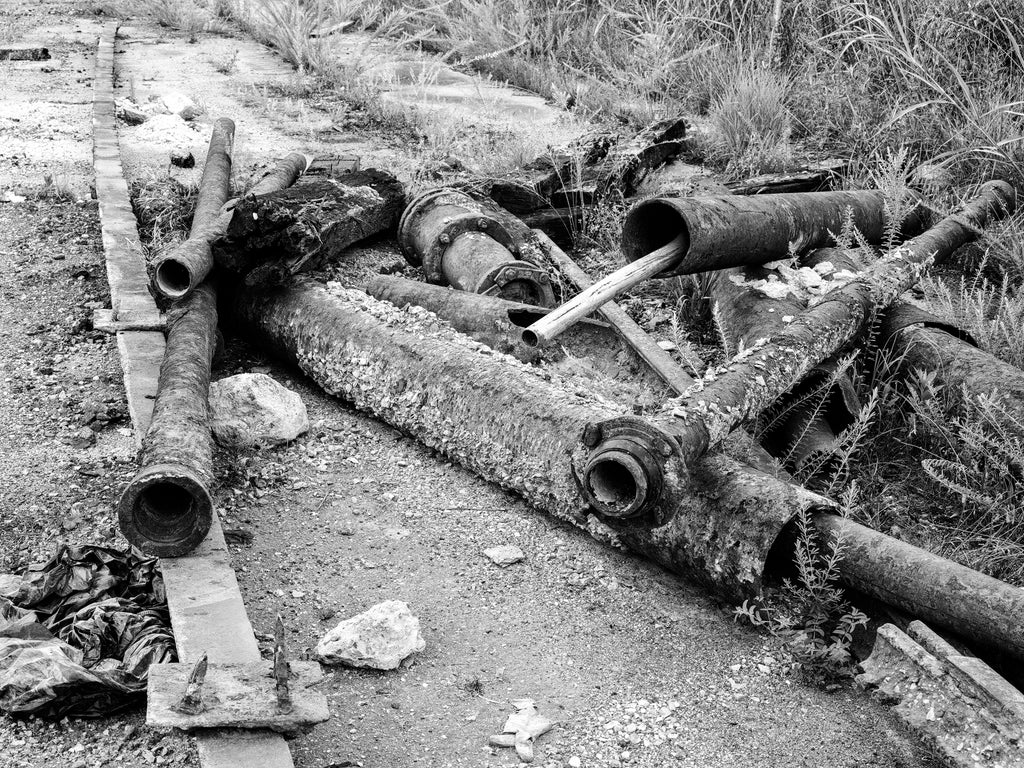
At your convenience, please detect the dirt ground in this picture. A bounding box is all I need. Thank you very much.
[0,2,941,767]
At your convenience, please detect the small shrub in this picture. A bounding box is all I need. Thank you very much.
[734,502,868,685]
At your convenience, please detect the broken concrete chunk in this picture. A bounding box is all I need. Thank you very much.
[170,148,195,168]
[115,99,148,125]
[483,545,525,567]
[208,373,309,448]
[315,600,425,670]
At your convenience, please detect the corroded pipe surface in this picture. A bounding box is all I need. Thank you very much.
[814,515,1024,661]
[583,181,1016,483]
[152,118,235,300]
[118,284,218,556]
[398,188,555,306]
[880,304,1024,424]
[231,278,1024,653]
[620,190,927,277]
[229,279,827,599]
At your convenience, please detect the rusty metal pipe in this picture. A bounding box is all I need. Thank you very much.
[118,284,218,556]
[153,118,235,300]
[398,188,555,307]
[620,189,925,277]
[229,279,1024,655]
[581,181,1017,486]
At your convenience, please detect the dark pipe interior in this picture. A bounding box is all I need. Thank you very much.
[506,308,548,328]
[134,480,198,545]
[586,456,641,514]
[156,258,192,297]
[621,200,690,263]
[498,279,547,308]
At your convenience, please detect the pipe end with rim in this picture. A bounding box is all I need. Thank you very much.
[154,256,194,300]
[620,197,691,276]
[117,463,213,557]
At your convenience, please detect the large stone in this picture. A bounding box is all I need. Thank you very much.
[315,600,425,670]
[208,373,309,448]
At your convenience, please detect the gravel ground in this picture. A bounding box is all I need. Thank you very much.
[0,2,940,767]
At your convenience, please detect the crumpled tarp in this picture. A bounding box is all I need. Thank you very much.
[0,544,176,717]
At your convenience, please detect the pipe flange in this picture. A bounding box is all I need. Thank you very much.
[575,417,678,526]
[398,189,516,277]
[480,261,556,307]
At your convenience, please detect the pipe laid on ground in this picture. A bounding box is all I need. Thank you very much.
[580,181,1016,488]
[118,283,218,556]
[152,118,235,301]
[228,278,1024,658]
[398,188,556,307]
[620,189,928,276]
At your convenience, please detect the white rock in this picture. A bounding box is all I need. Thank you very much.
[159,90,203,120]
[209,373,309,448]
[483,544,525,566]
[315,600,425,670]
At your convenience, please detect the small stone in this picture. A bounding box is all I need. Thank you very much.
[71,426,95,449]
[115,99,147,125]
[483,544,525,567]
[568,757,582,768]
[169,148,194,168]
[315,600,425,670]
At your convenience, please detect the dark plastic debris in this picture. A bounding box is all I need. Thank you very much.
[0,544,175,717]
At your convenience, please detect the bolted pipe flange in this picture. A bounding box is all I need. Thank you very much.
[483,262,556,307]
[397,188,516,281]
[575,417,679,526]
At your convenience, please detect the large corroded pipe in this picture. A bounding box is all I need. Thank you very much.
[813,515,1024,661]
[229,279,824,599]
[581,181,1017,487]
[705,262,859,479]
[398,188,556,307]
[228,279,1024,656]
[152,118,235,300]
[879,303,1024,424]
[620,189,927,277]
[118,284,218,556]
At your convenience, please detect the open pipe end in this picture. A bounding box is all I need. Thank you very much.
[154,257,195,300]
[521,328,541,347]
[118,464,213,557]
[620,198,691,271]
[582,445,657,520]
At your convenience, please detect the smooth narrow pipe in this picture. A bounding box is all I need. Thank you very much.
[522,235,685,346]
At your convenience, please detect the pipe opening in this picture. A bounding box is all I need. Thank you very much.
[621,199,690,263]
[498,279,548,307]
[585,452,646,517]
[521,329,540,347]
[506,308,548,328]
[133,480,198,545]
[155,258,192,299]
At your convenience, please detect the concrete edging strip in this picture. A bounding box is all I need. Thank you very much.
[92,22,296,768]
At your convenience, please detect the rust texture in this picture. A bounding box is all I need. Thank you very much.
[118,283,218,556]
[229,280,831,600]
[880,305,1024,424]
[397,188,555,306]
[620,189,930,276]
[152,118,235,300]
[593,181,1016,473]
[215,169,405,287]
[817,515,1024,660]
[363,274,668,395]
[706,262,860,476]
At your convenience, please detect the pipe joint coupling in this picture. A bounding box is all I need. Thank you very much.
[576,418,677,526]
